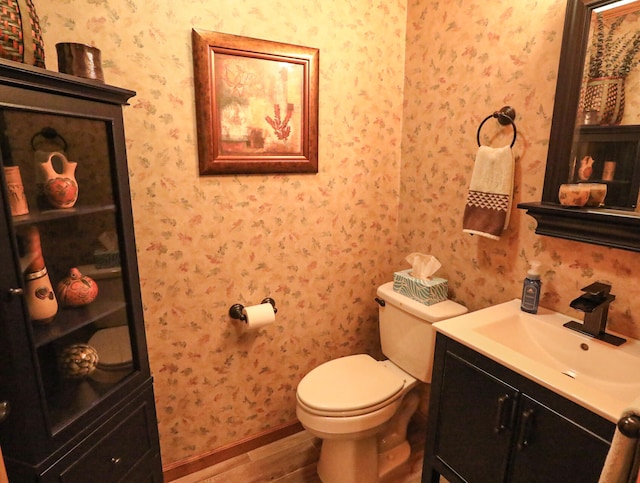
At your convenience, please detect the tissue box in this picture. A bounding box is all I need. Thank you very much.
[393,269,448,306]
[94,249,120,269]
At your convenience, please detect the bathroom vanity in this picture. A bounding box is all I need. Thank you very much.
[422,334,614,482]
[418,298,640,483]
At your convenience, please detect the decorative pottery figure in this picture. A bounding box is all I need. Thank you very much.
[578,156,594,181]
[56,267,98,307]
[3,165,29,215]
[57,343,99,379]
[21,226,57,323]
[39,152,78,209]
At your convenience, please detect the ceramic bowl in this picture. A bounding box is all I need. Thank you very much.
[558,184,590,207]
[584,183,607,207]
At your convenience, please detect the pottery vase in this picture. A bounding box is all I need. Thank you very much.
[580,77,625,125]
[3,165,29,216]
[39,152,78,209]
[56,267,98,307]
[21,226,57,323]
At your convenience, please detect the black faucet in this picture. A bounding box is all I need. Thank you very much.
[563,282,626,346]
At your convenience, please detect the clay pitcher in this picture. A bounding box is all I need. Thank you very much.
[39,152,78,208]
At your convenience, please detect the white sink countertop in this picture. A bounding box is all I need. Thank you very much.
[433,299,640,423]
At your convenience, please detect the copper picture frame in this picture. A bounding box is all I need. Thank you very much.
[192,29,319,175]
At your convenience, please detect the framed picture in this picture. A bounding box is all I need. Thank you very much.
[192,29,319,175]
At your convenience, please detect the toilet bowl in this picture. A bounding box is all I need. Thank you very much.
[296,282,467,482]
[297,355,418,482]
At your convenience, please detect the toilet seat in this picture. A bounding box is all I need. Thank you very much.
[297,354,406,417]
[88,325,133,383]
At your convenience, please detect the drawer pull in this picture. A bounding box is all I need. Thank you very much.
[517,408,535,450]
[110,457,122,465]
[494,394,511,433]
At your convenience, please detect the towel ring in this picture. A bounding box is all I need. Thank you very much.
[476,106,517,148]
[31,127,68,152]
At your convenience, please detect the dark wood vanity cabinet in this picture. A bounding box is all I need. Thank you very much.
[0,59,162,481]
[422,334,615,483]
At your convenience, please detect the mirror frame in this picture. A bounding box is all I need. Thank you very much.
[518,0,640,252]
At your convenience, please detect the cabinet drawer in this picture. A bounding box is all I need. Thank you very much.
[59,398,155,483]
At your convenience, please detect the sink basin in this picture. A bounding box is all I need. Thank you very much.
[433,299,640,422]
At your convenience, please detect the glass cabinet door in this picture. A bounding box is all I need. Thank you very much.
[1,108,137,435]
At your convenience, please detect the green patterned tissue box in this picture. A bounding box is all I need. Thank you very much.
[393,269,448,306]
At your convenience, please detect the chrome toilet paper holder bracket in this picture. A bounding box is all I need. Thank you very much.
[229,298,277,322]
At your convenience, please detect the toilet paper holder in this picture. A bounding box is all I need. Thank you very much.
[229,298,277,322]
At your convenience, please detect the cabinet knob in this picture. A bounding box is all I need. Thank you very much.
[110,456,122,465]
[7,288,23,297]
[0,401,9,422]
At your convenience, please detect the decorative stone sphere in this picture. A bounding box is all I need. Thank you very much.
[57,343,99,379]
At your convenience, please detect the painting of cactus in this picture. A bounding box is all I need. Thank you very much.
[192,29,319,174]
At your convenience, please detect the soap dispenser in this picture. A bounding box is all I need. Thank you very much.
[521,261,541,314]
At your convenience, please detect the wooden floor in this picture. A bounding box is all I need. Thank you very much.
[172,422,426,483]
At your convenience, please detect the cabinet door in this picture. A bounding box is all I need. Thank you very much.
[0,80,148,463]
[507,395,610,483]
[433,351,517,483]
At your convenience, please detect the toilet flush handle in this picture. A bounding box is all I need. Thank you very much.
[374,297,385,307]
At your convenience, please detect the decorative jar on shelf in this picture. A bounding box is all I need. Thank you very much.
[39,152,78,209]
[56,267,98,307]
[57,343,99,379]
[21,226,57,323]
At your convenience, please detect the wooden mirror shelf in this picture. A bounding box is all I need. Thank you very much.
[518,0,640,252]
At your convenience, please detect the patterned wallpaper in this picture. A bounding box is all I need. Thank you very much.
[400,0,640,339]
[34,0,640,468]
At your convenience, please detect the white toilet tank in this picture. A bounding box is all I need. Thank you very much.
[376,282,467,383]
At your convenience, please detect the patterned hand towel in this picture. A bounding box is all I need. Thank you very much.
[462,145,514,240]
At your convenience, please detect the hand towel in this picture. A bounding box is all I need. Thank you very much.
[599,410,640,483]
[462,145,514,240]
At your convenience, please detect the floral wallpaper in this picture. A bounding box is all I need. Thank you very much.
[37,0,406,467]
[400,0,640,340]
[33,0,640,470]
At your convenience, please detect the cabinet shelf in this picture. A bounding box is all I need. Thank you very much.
[31,277,126,347]
[11,204,116,226]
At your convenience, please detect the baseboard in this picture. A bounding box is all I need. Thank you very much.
[163,420,303,481]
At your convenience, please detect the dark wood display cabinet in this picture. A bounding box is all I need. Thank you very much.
[0,59,162,481]
[422,334,615,483]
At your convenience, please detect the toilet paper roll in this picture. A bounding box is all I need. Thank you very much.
[242,303,276,329]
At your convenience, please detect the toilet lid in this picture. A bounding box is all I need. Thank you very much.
[88,325,133,370]
[297,354,405,412]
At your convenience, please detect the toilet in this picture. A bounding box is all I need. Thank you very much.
[296,281,467,483]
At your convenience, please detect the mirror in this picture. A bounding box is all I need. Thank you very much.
[518,0,640,252]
